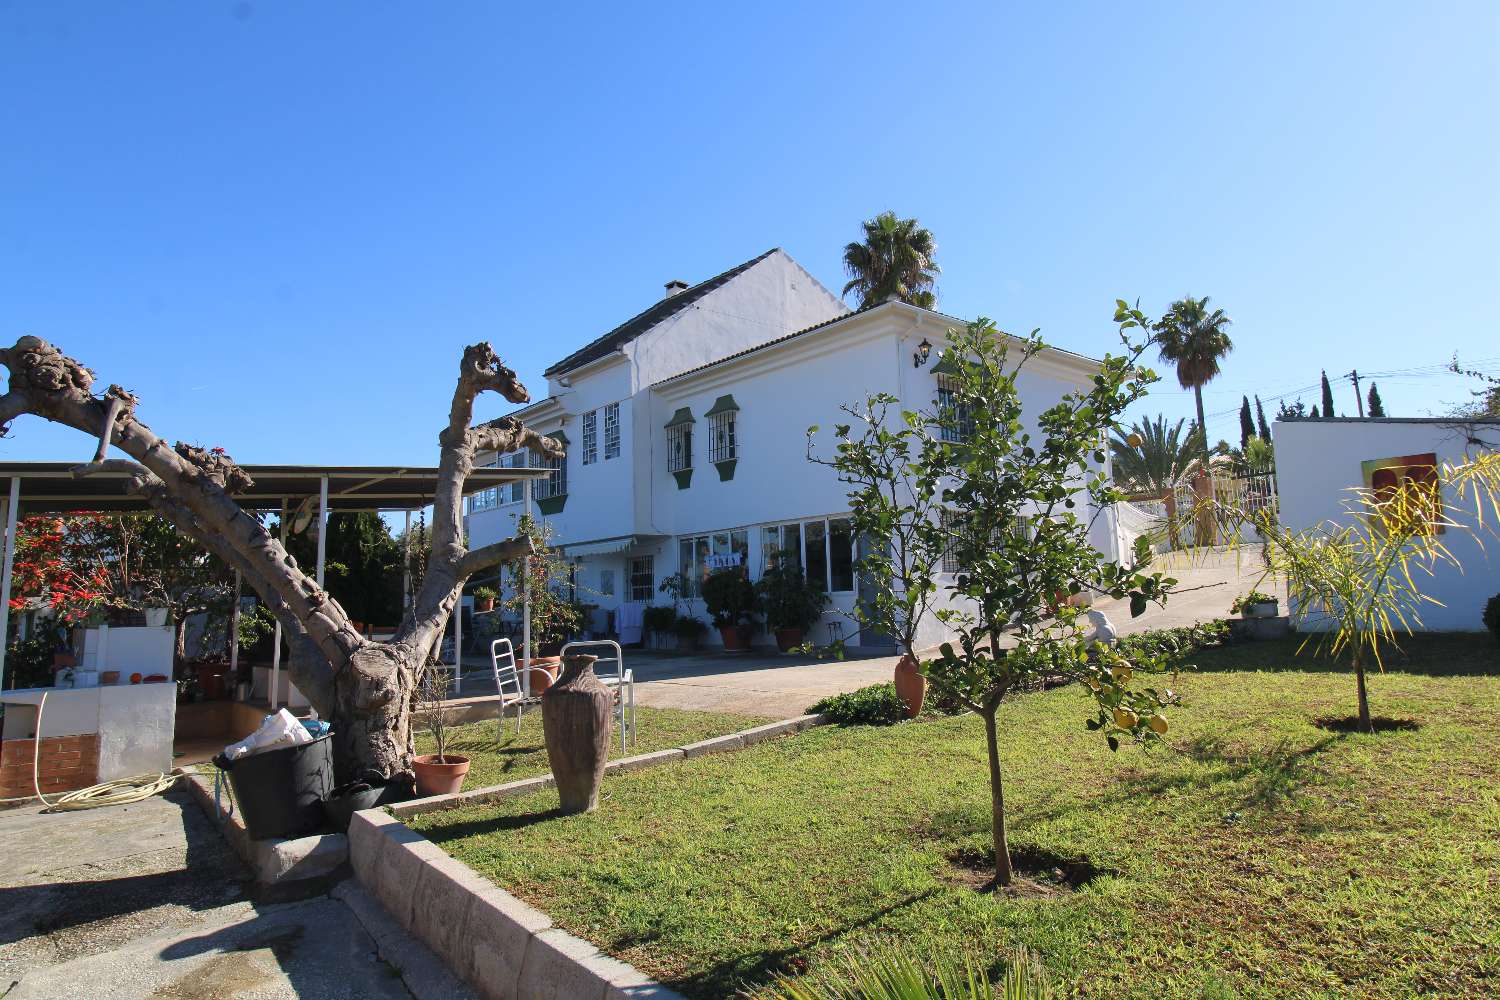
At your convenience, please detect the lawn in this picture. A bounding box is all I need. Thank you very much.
[410,634,1500,998]
[414,704,772,789]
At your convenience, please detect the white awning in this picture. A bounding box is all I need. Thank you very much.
[562,536,639,558]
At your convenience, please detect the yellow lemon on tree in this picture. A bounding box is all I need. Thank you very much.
[1110,664,1132,683]
[1113,707,1139,729]
[1086,675,1102,692]
[1148,713,1169,734]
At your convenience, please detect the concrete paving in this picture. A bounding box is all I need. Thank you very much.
[455,546,1280,719]
[0,789,433,999]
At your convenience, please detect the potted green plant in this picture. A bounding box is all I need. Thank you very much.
[1230,590,1279,619]
[642,604,676,648]
[702,567,759,652]
[411,663,469,797]
[755,551,828,652]
[673,614,707,652]
[471,585,497,613]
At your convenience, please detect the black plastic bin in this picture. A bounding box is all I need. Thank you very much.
[213,733,334,840]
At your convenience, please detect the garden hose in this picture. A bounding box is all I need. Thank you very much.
[22,690,209,812]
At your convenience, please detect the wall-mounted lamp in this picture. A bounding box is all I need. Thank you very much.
[913,338,932,368]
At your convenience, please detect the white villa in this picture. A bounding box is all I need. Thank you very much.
[465,248,1128,651]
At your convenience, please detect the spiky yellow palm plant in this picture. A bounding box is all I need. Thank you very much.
[1238,452,1500,732]
[763,945,1051,1000]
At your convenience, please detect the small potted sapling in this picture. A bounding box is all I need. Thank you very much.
[1230,590,1279,619]
[411,662,470,796]
[756,550,828,652]
[641,605,677,649]
[701,567,759,652]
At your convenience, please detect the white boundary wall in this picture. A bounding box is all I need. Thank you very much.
[1274,418,1500,631]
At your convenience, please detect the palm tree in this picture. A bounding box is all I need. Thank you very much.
[1111,415,1206,549]
[1152,296,1233,457]
[841,212,940,309]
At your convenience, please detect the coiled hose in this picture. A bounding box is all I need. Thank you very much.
[19,689,204,812]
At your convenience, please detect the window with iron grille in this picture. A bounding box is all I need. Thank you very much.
[581,410,598,465]
[468,457,500,514]
[667,422,692,472]
[603,402,621,460]
[629,555,654,601]
[532,441,567,500]
[936,375,974,443]
[941,509,965,574]
[708,410,736,463]
[508,452,526,503]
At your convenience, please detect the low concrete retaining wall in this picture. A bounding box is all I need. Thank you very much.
[392,713,824,819]
[183,771,348,885]
[354,712,828,998]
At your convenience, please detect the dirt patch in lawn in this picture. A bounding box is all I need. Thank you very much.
[944,844,1111,896]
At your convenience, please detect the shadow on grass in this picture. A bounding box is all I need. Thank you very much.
[667,889,941,999]
[1183,633,1499,678]
[1313,715,1421,734]
[415,805,566,845]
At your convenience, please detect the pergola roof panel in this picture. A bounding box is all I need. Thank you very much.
[0,463,552,514]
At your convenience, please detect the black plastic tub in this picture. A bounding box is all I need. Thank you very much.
[213,734,334,841]
[323,780,415,833]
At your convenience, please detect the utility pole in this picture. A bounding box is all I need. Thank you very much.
[1348,369,1365,418]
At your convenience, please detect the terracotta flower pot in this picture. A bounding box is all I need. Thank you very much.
[475,597,494,613]
[893,653,925,719]
[523,656,562,694]
[541,653,613,813]
[412,753,471,797]
[101,670,120,685]
[718,624,751,652]
[773,627,805,653]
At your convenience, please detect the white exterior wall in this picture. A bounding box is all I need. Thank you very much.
[1275,418,1500,631]
[465,259,1112,652]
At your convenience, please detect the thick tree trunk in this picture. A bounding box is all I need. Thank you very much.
[0,336,558,786]
[982,707,1013,887]
[1354,653,1373,734]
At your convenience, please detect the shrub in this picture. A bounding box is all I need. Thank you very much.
[1485,594,1500,643]
[642,605,677,635]
[763,945,1051,999]
[756,551,828,632]
[673,615,708,640]
[1113,620,1230,662]
[701,568,759,628]
[809,683,906,726]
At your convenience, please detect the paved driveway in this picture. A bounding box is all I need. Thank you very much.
[455,546,1280,720]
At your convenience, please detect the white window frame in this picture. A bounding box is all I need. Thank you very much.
[678,529,748,598]
[603,402,621,460]
[468,457,501,514]
[581,410,598,465]
[762,516,856,594]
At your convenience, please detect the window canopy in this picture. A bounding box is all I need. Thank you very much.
[704,395,740,418]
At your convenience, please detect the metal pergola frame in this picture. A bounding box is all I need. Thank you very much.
[0,462,552,705]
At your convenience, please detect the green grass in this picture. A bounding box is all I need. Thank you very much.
[410,634,1500,999]
[414,705,771,789]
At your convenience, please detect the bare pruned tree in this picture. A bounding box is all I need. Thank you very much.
[0,336,562,785]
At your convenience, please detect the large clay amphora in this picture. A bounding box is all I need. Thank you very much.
[541,653,613,813]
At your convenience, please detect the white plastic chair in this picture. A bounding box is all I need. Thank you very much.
[489,638,526,740]
[560,639,634,753]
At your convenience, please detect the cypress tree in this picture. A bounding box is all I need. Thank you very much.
[1238,396,1255,449]
[1320,370,1336,419]
[1368,382,1386,418]
[1255,395,1271,440]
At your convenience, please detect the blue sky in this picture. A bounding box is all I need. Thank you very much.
[3,2,1497,467]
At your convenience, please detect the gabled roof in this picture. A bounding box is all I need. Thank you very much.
[650,300,1106,389]
[543,248,779,378]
